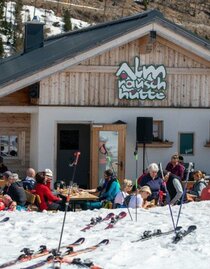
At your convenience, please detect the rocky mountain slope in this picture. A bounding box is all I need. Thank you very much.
[23,0,210,40]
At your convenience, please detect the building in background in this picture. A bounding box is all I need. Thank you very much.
[0,10,209,187]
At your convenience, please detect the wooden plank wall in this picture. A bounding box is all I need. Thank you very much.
[0,113,30,178]
[39,36,210,107]
[0,88,30,106]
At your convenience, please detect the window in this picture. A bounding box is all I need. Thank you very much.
[153,121,163,142]
[179,133,194,155]
[0,135,18,158]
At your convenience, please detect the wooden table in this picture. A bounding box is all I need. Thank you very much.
[59,190,99,211]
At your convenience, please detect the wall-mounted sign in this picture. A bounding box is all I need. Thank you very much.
[116,57,167,100]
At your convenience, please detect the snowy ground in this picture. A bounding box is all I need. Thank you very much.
[0,201,210,269]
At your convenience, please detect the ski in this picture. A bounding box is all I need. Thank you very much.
[172,225,197,244]
[0,217,9,223]
[104,211,127,229]
[0,237,85,269]
[21,239,109,269]
[131,226,182,242]
[52,257,103,269]
[81,212,115,232]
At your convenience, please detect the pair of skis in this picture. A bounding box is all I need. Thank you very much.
[0,237,84,268]
[20,239,109,269]
[172,225,197,244]
[132,225,197,243]
[81,212,115,231]
[81,211,127,232]
[0,238,107,269]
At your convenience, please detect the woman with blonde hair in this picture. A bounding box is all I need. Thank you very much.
[128,185,152,209]
[114,179,132,208]
[189,170,207,198]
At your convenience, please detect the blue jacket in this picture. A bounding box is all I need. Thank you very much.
[140,173,166,201]
[100,179,120,202]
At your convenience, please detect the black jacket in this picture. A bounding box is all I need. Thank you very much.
[3,181,26,206]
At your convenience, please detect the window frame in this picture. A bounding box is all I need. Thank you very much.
[179,132,194,156]
[153,120,164,142]
[0,130,25,160]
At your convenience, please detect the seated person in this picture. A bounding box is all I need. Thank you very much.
[137,170,147,186]
[140,163,166,203]
[82,169,120,210]
[114,179,133,208]
[22,168,36,190]
[44,168,53,190]
[54,181,66,191]
[0,156,8,174]
[188,170,207,198]
[127,185,152,209]
[3,171,26,207]
[163,170,183,205]
[200,179,210,201]
[35,172,65,211]
[165,154,185,180]
[0,194,17,211]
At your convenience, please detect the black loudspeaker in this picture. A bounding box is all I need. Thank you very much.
[29,83,40,98]
[136,117,153,143]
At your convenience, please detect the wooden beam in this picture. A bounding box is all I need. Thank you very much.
[66,65,210,74]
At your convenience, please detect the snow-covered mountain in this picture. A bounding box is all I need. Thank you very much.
[1,1,89,57]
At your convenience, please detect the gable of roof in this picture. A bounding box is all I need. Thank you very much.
[0,9,209,97]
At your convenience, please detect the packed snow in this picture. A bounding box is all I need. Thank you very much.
[0,201,210,269]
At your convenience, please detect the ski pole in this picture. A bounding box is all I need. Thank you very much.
[159,163,176,232]
[134,142,138,222]
[57,151,81,254]
[121,190,133,221]
[175,162,193,229]
[160,163,176,232]
[99,144,133,221]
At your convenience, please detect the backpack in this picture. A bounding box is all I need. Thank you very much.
[123,195,132,207]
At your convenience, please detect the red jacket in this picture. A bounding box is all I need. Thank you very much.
[35,183,60,211]
[200,186,210,201]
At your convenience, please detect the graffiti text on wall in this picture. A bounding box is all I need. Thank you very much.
[116,57,167,100]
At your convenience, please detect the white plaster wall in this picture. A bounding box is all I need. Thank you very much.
[30,112,39,170]
[35,107,210,180]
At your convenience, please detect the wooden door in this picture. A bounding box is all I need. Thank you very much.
[91,124,126,188]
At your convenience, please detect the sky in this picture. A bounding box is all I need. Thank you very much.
[0,201,210,269]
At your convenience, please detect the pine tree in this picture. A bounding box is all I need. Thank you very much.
[143,0,149,10]
[0,0,5,21]
[63,9,72,32]
[13,0,23,52]
[0,0,6,57]
[0,36,4,58]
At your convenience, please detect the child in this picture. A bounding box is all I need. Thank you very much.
[114,179,133,208]
[128,185,152,209]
